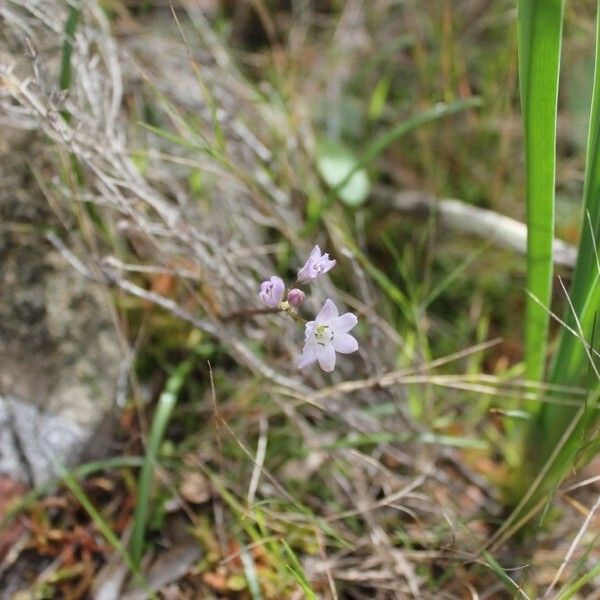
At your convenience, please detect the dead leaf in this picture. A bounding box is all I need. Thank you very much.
[202,569,228,592]
[0,476,28,560]
[179,471,211,505]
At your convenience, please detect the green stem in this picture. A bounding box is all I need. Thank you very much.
[129,360,192,567]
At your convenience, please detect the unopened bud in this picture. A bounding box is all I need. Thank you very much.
[259,275,285,307]
[287,288,305,307]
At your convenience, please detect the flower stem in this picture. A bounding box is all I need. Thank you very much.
[220,307,279,320]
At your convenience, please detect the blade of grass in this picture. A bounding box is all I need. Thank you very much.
[333,97,482,198]
[169,2,226,152]
[509,2,600,521]
[281,541,319,600]
[540,0,600,456]
[480,549,531,600]
[420,244,487,310]
[518,0,565,384]
[130,359,193,567]
[53,459,155,598]
[240,544,264,600]
[554,557,600,600]
[342,237,414,324]
[60,3,81,91]
[308,97,482,229]
[325,431,488,451]
[205,469,324,589]
[1,456,144,529]
[57,463,133,570]
[502,290,599,536]
[489,387,600,547]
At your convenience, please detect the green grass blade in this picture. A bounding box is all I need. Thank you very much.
[325,431,488,451]
[56,462,136,574]
[130,360,193,567]
[337,233,414,323]
[281,541,319,600]
[518,0,565,383]
[308,98,482,228]
[51,459,156,598]
[1,456,144,529]
[540,0,600,447]
[555,557,600,600]
[481,550,531,600]
[556,0,600,339]
[420,244,486,310]
[332,97,482,198]
[60,3,81,91]
[509,3,600,517]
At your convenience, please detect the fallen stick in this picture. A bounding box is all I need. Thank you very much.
[380,189,577,268]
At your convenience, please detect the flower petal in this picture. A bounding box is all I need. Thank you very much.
[323,257,336,273]
[333,333,358,354]
[317,344,336,372]
[335,312,358,333]
[298,341,319,368]
[296,266,311,283]
[316,299,338,323]
[271,276,285,298]
[304,320,316,340]
[297,246,320,282]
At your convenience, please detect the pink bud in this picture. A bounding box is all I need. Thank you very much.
[287,288,305,307]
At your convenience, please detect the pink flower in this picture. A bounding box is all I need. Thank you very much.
[297,245,336,283]
[287,288,306,307]
[298,299,358,372]
[259,275,285,307]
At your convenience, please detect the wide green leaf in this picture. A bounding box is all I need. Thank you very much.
[316,139,370,207]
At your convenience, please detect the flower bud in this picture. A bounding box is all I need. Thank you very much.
[287,288,305,307]
[259,275,285,307]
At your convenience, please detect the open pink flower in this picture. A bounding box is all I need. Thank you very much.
[259,275,285,307]
[297,245,336,283]
[298,299,358,372]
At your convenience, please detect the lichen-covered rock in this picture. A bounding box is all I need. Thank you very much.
[0,130,122,485]
[0,396,89,484]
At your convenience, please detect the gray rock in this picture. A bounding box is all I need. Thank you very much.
[0,130,123,485]
[0,396,89,484]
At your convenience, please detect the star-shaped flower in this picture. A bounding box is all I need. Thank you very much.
[298,299,358,372]
[297,245,336,283]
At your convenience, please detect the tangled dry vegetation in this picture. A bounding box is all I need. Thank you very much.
[2,1,600,598]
